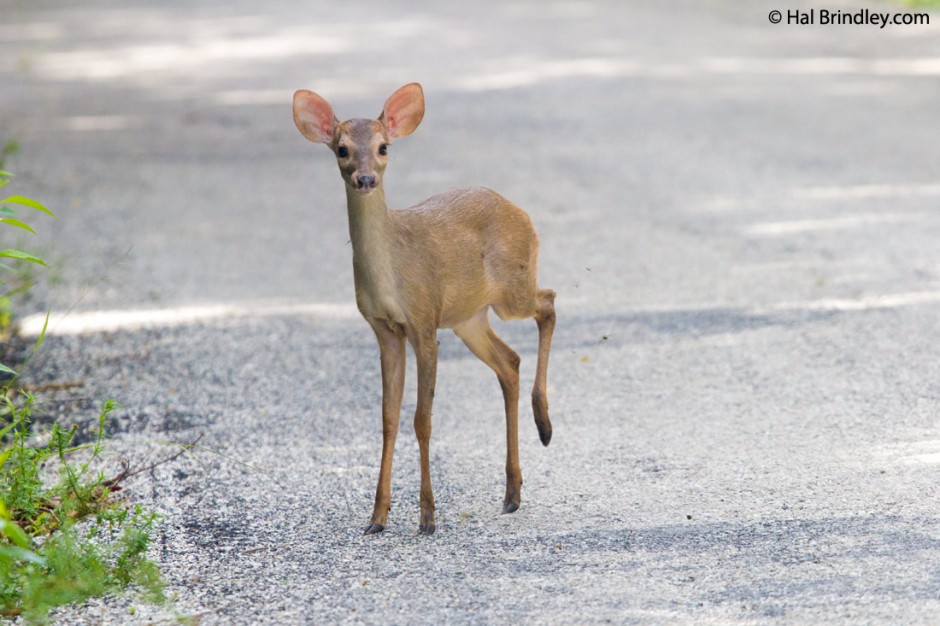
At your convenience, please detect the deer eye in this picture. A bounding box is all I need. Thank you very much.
[378,144,388,156]
[337,146,349,158]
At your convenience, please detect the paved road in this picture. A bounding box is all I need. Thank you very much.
[3,0,940,623]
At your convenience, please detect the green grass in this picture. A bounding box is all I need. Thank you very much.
[1,169,167,623]
[0,392,166,623]
[1,170,54,343]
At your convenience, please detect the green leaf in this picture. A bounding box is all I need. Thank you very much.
[34,311,50,352]
[0,418,17,441]
[0,249,47,266]
[0,206,15,216]
[0,363,17,378]
[0,195,56,218]
[0,217,37,234]
[0,518,31,550]
[0,545,46,565]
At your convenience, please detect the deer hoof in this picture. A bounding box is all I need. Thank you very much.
[418,523,436,536]
[502,501,519,514]
[363,523,385,535]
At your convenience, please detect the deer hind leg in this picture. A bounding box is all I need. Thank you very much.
[365,321,406,535]
[532,288,556,446]
[453,309,523,514]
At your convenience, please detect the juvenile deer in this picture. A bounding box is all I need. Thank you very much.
[293,83,556,535]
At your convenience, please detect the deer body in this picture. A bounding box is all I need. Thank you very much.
[349,186,538,329]
[294,84,556,535]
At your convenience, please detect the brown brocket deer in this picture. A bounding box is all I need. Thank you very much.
[292,83,556,535]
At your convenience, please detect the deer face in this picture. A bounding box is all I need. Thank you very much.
[293,83,425,197]
[332,119,390,195]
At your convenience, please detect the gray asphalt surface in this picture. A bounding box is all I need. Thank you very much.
[3,0,940,623]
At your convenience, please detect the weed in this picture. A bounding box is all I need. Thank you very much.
[1,170,54,346]
[0,392,166,623]
[1,169,167,623]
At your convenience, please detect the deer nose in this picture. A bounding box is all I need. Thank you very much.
[357,175,376,189]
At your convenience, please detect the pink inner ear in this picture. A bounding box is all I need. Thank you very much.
[381,84,423,138]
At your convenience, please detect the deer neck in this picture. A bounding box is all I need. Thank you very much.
[346,184,395,256]
[345,186,401,318]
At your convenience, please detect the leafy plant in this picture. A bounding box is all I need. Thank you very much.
[1,170,55,358]
[0,392,166,623]
[0,171,53,267]
[1,170,167,622]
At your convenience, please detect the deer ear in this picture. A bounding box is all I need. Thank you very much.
[293,89,337,144]
[379,83,425,139]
